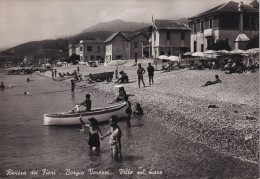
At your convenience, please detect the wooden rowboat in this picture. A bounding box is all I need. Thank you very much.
[44,102,126,126]
[85,71,114,82]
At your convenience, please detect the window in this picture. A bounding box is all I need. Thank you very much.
[91,56,94,60]
[201,44,204,52]
[134,41,138,48]
[103,46,105,52]
[87,46,92,51]
[97,46,100,52]
[194,41,197,52]
[209,18,213,28]
[194,22,197,33]
[250,16,257,30]
[167,30,171,40]
[200,20,204,31]
[181,31,185,40]
[80,46,83,51]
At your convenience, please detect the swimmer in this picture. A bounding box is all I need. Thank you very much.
[24,91,30,95]
[9,83,15,87]
[0,82,5,89]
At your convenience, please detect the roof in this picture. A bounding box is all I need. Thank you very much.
[250,0,259,8]
[189,1,259,20]
[104,32,128,43]
[153,20,189,30]
[235,33,250,42]
[128,32,148,40]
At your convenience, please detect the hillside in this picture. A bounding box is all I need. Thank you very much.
[81,19,151,33]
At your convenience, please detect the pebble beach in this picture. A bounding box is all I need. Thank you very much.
[39,59,259,164]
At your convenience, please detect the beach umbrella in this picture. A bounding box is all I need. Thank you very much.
[217,50,230,54]
[204,50,216,54]
[230,49,249,55]
[192,52,205,57]
[158,55,168,60]
[246,48,259,54]
[168,56,180,62]
[183,52,192,56]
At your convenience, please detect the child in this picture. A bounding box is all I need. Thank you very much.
[133,103,143,115]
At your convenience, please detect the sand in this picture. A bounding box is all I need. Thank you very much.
[38,59,259,162]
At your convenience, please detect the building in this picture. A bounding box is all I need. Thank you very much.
[104,32,130,62]
[128,32,149,59]
[78,40,105,62]
[69,44,81,57]
[147,19,191,58]
[188,0,259,52]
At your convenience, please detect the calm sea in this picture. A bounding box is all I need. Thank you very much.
[0,73,170,178]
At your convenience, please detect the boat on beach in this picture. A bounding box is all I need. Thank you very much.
[85,71,114,82]
[44,102,126,126]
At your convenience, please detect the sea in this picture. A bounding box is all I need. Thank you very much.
[0,73,169,178]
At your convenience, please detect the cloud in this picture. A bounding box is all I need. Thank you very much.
[118,8,151,22]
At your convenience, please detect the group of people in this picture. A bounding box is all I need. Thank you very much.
[71,91,143,159]
[137,63,155,88]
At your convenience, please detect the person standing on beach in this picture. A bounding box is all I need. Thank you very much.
[137,63,145,88]
[77,66,80,74]
[101,116,122,160]
[71,80,75,94]
[54,69,57,78]
[124,95,132,127]
[147,63,154,85]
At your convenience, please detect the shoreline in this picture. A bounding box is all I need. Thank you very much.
[35,62,259,162]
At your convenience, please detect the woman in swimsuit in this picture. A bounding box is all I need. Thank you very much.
[79,116,102,152]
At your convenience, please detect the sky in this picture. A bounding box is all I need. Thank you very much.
[0,0,255,49]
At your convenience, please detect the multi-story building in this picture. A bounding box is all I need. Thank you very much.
[188,0,259,52]
[147,19,191,58]
[78,40,105,62]
[104,32,149,62]
[104,32,130,62]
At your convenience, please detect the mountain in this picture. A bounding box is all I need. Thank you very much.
[81,19,151,33]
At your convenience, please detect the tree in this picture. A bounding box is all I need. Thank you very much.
[207,39,231,51]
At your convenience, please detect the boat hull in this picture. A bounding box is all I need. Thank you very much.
[44,102,126,126]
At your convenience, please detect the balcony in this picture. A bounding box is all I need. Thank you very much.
[204,29,214,37]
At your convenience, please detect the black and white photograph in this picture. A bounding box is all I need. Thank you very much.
[0,0,259,178]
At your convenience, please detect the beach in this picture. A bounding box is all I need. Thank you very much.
[40,59,259,163]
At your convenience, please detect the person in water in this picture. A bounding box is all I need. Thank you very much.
[101,116,122,159]
[71,94,92,112]
[109,87,126,104]
[79,116,102,152]
[0,82,5,89]
[124,95,132,127]
[133,103,144,115]
[71,80,75,94]
[202,75,222,87]
[27,77,30,82]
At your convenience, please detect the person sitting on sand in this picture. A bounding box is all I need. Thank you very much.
[202,75,222,87]
[71,94,92,112]
[109,87,126,104]
[116,71,129,84]
[100,116,122,160]
[79,116,102,152]
[133,103,144,115]
[0,82,5,89]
